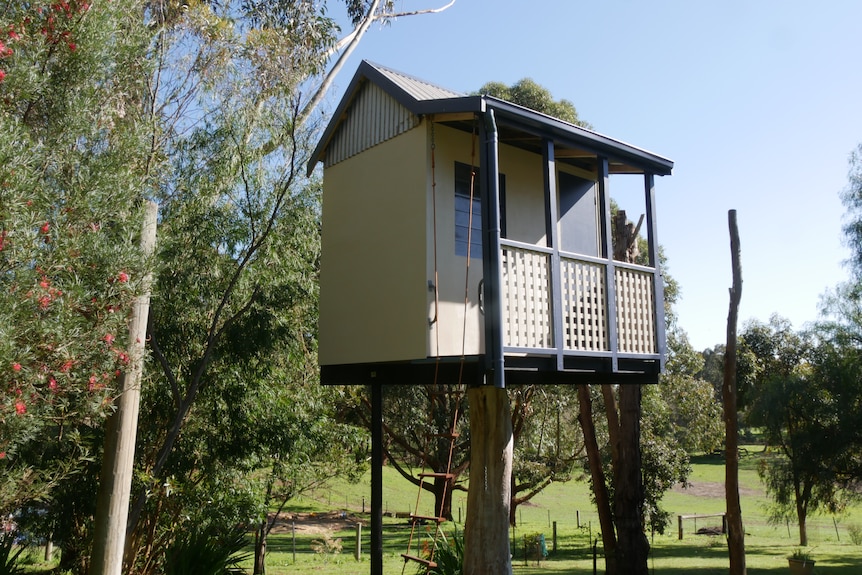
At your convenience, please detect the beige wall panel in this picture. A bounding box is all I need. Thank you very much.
[498,144,548,246]
[320,126,427,366]
[427,124,484,358]
[427,127,562,358]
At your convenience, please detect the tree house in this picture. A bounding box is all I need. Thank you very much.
[309,60,674,388]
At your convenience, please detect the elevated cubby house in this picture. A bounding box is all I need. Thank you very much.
[309,60,673,387]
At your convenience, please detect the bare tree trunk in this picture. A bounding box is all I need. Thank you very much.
[90,201,158,575]
[723,209,746,574]
[253,520,267,575]
[614,385,649,575]
[464,386,512,575]
[577,384,618,575]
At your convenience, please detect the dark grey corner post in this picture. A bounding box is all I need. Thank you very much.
[542,139,564,370]
[644,173,667,369]
[371,383,383,575]
[479,108,505,389]
[597,157,618,372]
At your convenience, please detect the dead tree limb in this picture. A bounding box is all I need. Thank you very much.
[724,209,746,575]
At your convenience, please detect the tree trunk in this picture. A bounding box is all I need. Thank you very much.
[90,201,158,575]
[723,209,747,574]
[433,475,453,520]
[253,521,267,575]
[464,386,512,575]
[796,485,808,547]
[613,385,649,575]
[577,384,618,575]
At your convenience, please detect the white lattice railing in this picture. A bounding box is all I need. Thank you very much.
[501,246,553,349]
[500,242,657,356]
[615,267,657,354]
[561,257,608,352]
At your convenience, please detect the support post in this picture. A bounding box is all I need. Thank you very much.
[464,386,513,575]
[371,383,383,575]
[90,201,158,575]
[597,158,618,371]
[355,523,362,561]
[479,110,505,389]
[644,173,666,369]
[543,139,564,370]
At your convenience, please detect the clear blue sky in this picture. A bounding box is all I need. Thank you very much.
[323,0,862,350]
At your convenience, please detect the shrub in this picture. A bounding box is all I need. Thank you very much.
[163,524,250,575]
[0,533,25,575]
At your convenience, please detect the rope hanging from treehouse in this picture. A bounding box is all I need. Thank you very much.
[400,116,478,574]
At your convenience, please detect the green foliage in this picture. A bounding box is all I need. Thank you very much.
[744,316,862,545]
[426,529,464,575]
[0,0,154,520]
[788,547,813,561]
[163,524,251,575]
[476,79,591,128]
[0,533,25,575]
[841,142,862,279]
[121,3,368,572]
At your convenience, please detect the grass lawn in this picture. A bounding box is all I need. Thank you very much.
[248,448,862,574]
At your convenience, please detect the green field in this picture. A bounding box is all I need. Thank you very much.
[243,449,862,574]
[14,448,862,573]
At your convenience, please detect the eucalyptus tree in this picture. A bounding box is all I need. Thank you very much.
[125,1,458,572]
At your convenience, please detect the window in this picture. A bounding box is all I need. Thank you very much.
[454,162,506,258]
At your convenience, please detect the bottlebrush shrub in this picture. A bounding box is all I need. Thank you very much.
[0,0,154,511]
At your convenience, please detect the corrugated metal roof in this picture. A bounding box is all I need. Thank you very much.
[369,62,464,101]
[307,60,674,176]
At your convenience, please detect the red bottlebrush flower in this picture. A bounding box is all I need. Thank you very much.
[103,333,115,345]
[8,30,20,41]
[40,222,50,234]
[12,362,21,372]
[39,278,50,289]
[49,378,58,392]
[67,42,75,52]
[0,69,5,83]
[0,452,5,459]
[117,271,129,283]
[60,359,73,372]
[39,295,51,309]
[15,401,26,415]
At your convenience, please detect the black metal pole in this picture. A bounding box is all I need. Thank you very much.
[371,383,383,575]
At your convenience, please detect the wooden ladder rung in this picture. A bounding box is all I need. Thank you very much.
[402,554,437,568]
[410,514,446,524]
[419,472,454,480]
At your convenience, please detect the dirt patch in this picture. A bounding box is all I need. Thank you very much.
[672,481,762,498]
[266,510,365,536]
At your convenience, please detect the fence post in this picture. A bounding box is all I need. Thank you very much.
[355,523,362,561]
[678,515,683,540]
[552,521,557,552]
